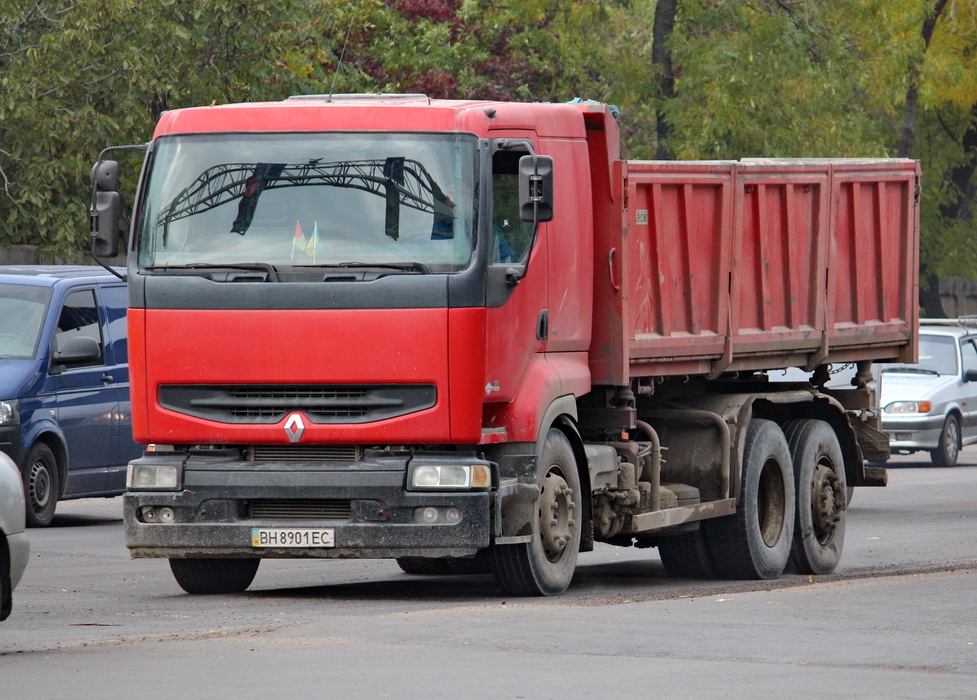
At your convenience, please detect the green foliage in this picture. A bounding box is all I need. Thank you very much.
[0,0,296,257]
[3,0,977,280]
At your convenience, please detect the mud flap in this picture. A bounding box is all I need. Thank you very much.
[494,480,541,544]
[849,417,889,487]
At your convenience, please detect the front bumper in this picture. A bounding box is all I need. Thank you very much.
[124,451,493,559]
[880,413,945,451]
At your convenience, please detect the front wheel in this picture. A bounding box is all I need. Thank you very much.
[491,429,582,596]
[704,419,795,580]
[22,443,59,528]
[169,558,260,594]
[931,415,960,467]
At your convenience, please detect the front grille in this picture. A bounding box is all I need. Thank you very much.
[158,384,437,424]
[251,444,359,462]
[248,499,352,520]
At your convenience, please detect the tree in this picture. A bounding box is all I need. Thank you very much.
[0,0,296,258]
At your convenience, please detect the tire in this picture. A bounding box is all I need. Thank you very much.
[1,543,11,622]
[169,558,260,594]
[931,415,960,467]
[22,443,59,528]
[704,419,795,580]
[784,420,846,576]
[658,528,716,579]
[490,429,582,596]
[396,554,491,576]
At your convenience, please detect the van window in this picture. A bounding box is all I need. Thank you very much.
[55,289,103,365]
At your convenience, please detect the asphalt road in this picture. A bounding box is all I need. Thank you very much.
[2,449,975,699]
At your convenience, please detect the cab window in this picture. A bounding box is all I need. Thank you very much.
[491,149,534,264]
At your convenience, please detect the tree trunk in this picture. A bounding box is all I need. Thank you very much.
[897,0,949,158]
[652,0,677,160]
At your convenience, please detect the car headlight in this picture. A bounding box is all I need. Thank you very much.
[884,401,933,414]
[408,464,492,490]
[127,462,182,490]
[0,399,19,426]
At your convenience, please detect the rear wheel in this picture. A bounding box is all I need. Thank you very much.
[658,529,716,579]
[784,420,846,575]
[705,419,794,580]
[931,415,960,467]
[169,558,260,594]
[491,429,581,596]
[22,443,59,528]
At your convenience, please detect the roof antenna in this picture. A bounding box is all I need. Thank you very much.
[328,13,357,102]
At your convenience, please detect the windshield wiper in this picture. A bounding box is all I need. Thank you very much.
[880,366,940,375]
[146,262,280,281]
[295,261,431,273]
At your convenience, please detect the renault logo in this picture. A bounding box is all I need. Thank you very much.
[283,413,305,443]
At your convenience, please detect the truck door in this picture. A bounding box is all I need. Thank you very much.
[53,288,114,495]
[484,137,548,407]
[98,283,140,491]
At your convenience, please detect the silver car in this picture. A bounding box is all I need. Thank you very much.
[1,450,29,620]
[878,322,977,467]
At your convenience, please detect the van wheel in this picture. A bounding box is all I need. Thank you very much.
[784,420,846,575]
[931,415,960,467]
[491,429,581,596]
[705,419,795,580]
[169,558,260,594]
[23,443,59,527]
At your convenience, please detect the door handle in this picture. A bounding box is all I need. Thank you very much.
[101,374,113,384]
[537,310,549,340]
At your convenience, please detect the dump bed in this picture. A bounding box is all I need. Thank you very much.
[589,158,920,385]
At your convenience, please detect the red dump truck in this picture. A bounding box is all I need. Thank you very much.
[90,96,919,596]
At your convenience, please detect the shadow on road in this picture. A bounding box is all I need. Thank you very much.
[47,512,122,528]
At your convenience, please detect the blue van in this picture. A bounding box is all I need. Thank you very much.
[0,266,142,526]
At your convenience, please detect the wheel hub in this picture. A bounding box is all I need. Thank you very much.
[811,463,844,544]
[29,460,52,509]
[539,471,576,562]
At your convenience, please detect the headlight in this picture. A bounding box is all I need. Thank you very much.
[408,464,492,490]
[127,463,181,490]
[884,401,933,414]
[0,399,19,426]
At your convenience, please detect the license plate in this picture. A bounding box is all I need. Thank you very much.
[251,528,335,548]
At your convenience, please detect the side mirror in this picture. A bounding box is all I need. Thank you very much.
[90,160,121,258]
[54,336,101,366]
[518,155,554,223]
[965,369,977,383]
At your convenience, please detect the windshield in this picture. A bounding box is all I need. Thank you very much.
[879,334,958,376]
[135,132,477,273]
[0,284,52,359]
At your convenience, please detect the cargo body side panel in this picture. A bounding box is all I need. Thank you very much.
[589,159,920,383]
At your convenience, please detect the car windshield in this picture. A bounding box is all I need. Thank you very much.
[879,334,958,376]
[0,284,52,359]
[135,132,477,273]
